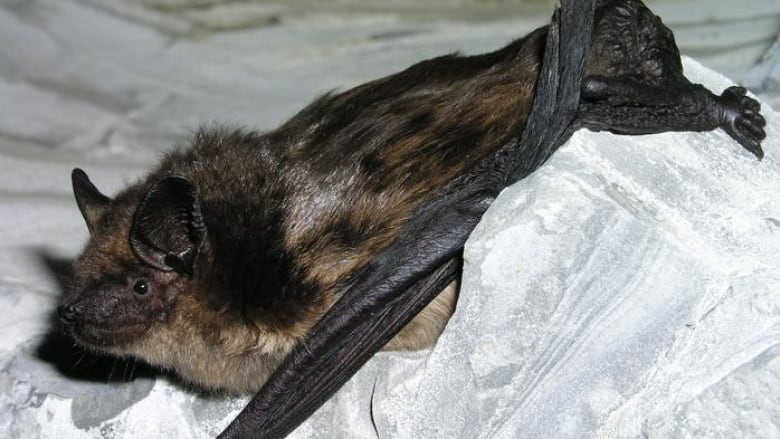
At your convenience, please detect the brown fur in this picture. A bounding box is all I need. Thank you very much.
[61,28,546,395]
[115,282,456,393]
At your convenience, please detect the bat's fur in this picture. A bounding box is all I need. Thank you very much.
[61,27,545,394]
[60,0,766,402]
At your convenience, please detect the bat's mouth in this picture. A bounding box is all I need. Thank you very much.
[61,319,149,349]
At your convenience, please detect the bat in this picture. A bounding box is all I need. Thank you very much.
[58,0,766,437]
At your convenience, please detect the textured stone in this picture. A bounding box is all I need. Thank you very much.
[0,0,778,437]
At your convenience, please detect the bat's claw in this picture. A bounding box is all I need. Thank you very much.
[715,86,766,159]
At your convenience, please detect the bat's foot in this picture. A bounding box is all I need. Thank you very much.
[583,0,767,159]
[713,86,766,159]
[578,76,767,160]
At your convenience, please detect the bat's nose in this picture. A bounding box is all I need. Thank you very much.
[57,304,80,323]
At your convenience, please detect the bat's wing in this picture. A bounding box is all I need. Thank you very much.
[219,0,768,436]
[217,1,596,437]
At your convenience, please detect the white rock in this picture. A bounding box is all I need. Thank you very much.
[1,0,777,436]
[385,58,780,439]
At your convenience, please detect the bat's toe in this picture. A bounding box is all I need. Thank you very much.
[715,86,767,159]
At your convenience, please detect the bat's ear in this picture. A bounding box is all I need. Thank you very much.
[72,168,111,234]
[130,175,207,274]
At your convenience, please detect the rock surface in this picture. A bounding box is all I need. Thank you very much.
[409,60,780,439]
[0,0,778,437]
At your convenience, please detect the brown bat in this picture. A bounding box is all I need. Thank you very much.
[58,0,765,437]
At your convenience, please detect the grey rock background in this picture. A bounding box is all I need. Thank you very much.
[0,0,779,438]
[435,59,780,438]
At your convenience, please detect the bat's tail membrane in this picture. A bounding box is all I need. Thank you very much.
[217,1,595,438]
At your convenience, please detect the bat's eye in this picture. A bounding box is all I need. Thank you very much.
[133,279,149,295]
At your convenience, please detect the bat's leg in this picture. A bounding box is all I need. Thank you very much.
[578,0,766,158]
[576,78,766,159]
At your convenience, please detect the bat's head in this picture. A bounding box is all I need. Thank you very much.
[59,168,207,351]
